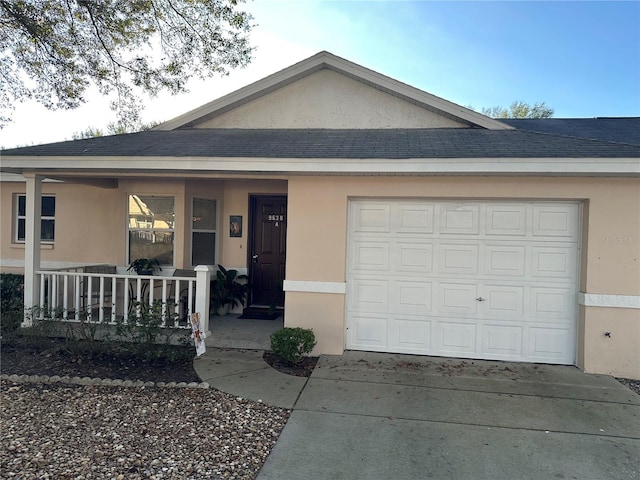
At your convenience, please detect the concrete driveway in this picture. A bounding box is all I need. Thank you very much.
[258,351,640,480]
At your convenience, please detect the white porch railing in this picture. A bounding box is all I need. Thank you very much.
[33,266,212,331]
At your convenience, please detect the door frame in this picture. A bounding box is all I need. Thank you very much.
[247,194,288,306]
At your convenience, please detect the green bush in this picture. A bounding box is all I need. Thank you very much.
[0,274,24,334]
[109,300,190,360]
[270,327,316,364]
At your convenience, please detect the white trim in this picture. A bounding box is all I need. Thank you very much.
[0,173,61,183]
[578,292,640,309]
[283,280,346,294]
[2,156,639,176]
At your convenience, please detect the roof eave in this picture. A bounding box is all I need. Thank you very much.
[2,155,637,177]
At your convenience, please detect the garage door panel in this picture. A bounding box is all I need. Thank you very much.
[484,285,525,317]
[484,245,526,276]
[347,199,579,365]
[349,315,388,348]
[395,241,434,273]
[350,241,390,272]
[533,204,579,240]
[439,204,480,234]
[439,244,479,274]
[349,278,389,311]
[486,204,527,236]
[352,203,391,232]
[395,203,434,233]
[393,280,433,314]
[482,324,523,358]
[392,318,432,350]
[438,321,477,355]
[531,246,577,279]
[438,283,478,314]
[528,327,574,363]
[530,287,576,321]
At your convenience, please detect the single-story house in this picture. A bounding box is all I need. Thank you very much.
[2,51,639,379]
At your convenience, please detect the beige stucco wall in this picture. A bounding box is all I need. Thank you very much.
[582,307,640,379]
[0,180,122,270]
[284,175,640,378]
[196,70,467,129]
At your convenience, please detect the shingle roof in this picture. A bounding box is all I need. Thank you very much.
[501,118,640,146]
[3,127,639,159]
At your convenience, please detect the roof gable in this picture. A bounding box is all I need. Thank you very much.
[156,51,513,131]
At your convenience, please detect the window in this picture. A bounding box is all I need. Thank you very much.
[191,197,217,266]
[15,195,55,243]
[128,195,175,266]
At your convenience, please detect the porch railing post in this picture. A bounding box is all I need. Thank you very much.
[194,265,213,336]
[23,173,42,326]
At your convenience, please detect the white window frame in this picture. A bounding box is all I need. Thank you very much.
[191,196,218,267]
[14,194,55,244]
[127,194,176,266]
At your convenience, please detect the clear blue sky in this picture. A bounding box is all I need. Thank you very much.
[2,0,639,148]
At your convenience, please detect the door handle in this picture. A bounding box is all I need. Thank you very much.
[252,254,259,263]
[476,297,485,302]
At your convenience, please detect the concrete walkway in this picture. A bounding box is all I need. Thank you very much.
[194,348,307,408]
[194,349,640,480]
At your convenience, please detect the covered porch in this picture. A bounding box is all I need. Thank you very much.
[209,312,284,350]
[29,262,283,349]
[17,173,288,339]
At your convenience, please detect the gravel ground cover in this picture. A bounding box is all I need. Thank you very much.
[1,381,290,479]
[617,377,640,395]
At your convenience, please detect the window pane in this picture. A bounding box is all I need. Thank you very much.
[193,198,216,230]
[192,232,216,265]
[18,195,25,216]
[41,196,55,216]
[41,220,55,241]
[17,219,25,241]
[129,231,174,266]
[129,195,175,230]
[16,195,55,242]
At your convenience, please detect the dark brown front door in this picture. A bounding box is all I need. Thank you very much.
[249,196,287,307]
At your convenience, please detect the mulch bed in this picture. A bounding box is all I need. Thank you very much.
[0,337,200,383]
[1,337,318,382]
[263,351,318,377]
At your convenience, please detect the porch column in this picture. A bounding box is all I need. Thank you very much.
[23,173,43,326]
[194,265,213,336]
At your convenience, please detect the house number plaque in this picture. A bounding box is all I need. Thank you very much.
[268,214,284,227]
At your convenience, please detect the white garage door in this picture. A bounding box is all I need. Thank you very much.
[346,200,580,364]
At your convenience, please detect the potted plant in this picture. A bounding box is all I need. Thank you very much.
[211,264,249,315]
[127,258,162,276]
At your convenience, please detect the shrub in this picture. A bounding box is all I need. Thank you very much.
[109,300,190,360]
[270,327,316,364]
[0,274,24,334]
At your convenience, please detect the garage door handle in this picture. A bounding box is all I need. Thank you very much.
[476,297,486,302]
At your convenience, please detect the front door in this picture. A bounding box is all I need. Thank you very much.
[249,196,287,307]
